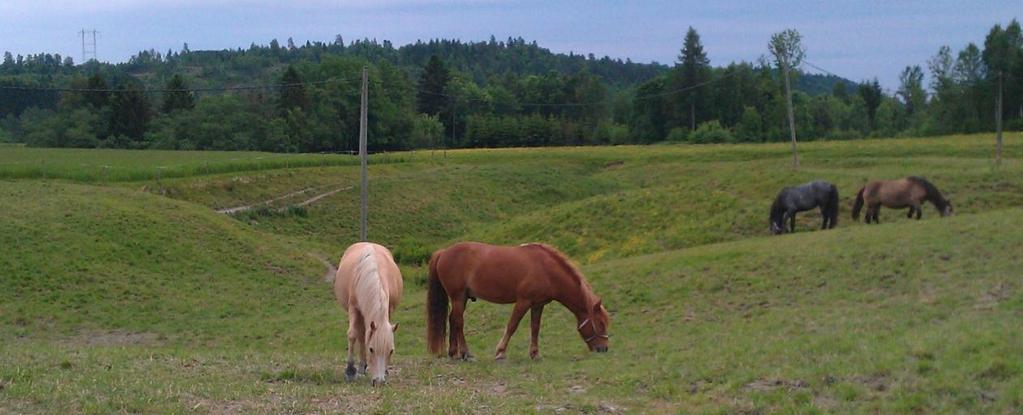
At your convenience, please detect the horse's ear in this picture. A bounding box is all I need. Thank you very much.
[391,322,399,333]
[593,299,602,313]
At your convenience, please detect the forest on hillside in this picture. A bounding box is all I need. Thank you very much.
[1,21,1020,152]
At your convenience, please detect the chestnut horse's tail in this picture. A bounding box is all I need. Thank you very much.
[852,187,865,220]
[426,250,449,356]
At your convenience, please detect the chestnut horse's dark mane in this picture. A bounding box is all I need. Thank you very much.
[522,243,590,290]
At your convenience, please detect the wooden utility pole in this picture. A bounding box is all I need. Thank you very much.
[359,67,368,241]
[996,71,1003,166]
[782,59,799,169]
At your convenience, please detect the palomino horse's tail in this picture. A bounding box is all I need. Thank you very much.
[852,187,865,220]
[426,250,449,356]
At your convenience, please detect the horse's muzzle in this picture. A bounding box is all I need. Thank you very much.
[595,345,608,353]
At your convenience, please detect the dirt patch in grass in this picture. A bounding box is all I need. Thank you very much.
[850,374,889,392]
[743,378,809,392]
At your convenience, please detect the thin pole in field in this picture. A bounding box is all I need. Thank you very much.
[782,59,799,169]
[359,66,369,241]
[996,71,1003,166]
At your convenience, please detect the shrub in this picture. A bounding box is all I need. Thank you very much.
[689,120,733,144]
[666,127,689,143]
[392,238,432,265]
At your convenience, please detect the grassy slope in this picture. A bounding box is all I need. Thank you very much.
[152,133,1023,264]
[1,134,1022,413]
[0,145,410,182]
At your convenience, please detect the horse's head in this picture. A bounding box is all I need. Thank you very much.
[941,200,955,217]
[578,299,610,353]
[366,320,398,386]
[769,213,787,235]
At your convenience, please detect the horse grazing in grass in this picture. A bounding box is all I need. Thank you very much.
[426,242,609,361]
[770,180,839,234]
[330,242,403,385]
[852,176,953,223]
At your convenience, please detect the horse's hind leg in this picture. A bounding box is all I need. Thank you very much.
[448,294,472,360]
[906,206,915,218]
[494,299,530,361]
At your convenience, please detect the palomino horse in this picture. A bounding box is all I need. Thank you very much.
[852,176,954,223]
[770,180,839,234]
[331,242,403,385]
[426,242,610,360]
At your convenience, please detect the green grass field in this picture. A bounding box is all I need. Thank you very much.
[1,133,1021,413]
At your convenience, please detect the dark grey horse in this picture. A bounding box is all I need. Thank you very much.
[770,180,839,235]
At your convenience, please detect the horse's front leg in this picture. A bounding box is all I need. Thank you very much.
[529,304,545,359]
[906,206,915,218]
[344,311,361,381]
[914,203,922,219]
[495,300,530,360]
[788,211,797,233]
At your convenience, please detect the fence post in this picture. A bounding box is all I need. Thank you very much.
[359,66,369,242]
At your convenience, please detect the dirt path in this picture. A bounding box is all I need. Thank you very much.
[216,184,352,214]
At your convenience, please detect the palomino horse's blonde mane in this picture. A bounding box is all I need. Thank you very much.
[354,245,390,325]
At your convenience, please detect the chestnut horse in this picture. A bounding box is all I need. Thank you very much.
[330,242,403,385]
[426,242,610,360]
[852,176,954,223]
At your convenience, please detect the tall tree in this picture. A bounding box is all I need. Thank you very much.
[674,27,710,131]
[897,66,926,117]
[161,74,194,114]
[276,65,307,115]
[84,73,110,108]
[955,43,985,132]
[983,22,1016,164]
[859,78,883,131]
[416,55,450,117]
[769,28,805,168]
[108,81,152,142]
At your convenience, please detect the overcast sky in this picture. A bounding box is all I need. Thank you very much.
[0,0,1015,88]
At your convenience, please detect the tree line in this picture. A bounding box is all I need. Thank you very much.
[1,20,1020,151]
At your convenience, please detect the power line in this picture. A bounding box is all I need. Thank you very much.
[800,60,843,79]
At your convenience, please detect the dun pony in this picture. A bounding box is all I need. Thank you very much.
[853,176,953,223]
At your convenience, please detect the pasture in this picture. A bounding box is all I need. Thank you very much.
[1,133,1021,413]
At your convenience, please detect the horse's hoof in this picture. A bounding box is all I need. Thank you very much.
[495,352,506,361]
[463,352,476,362]
[529,351,540,360]
[344,365,356,381]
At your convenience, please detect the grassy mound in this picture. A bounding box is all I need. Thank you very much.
[0,180,327,346]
